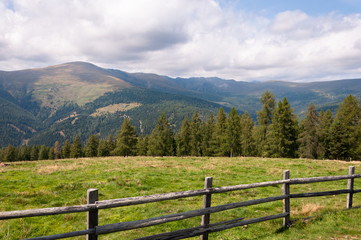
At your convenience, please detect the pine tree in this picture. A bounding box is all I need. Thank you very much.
[97,139,108,157]
[201,114,215,156]
[54,141,61,159]
[17,146,25,161]
[3,144,17,162]
[225,107,241,157]
[176,117,192,156]
[85,135,99,157]
[106,135,116,156]
[298,103,319,159]
[30,145,39,161]
[18,146,31,161]
[97,135,116,157]
[147,113,175,156]
[190,111,202,156]
[70,135,83,158]
[0,148,3,162]
[255,91,276,156]
[48,147,55,160]
[62,139,71,159]
[240,111,255,156]
[136,135,149,156]
[265,97,298,158]
[317,109,333,159]
[329,95,361,160]
[38,145,49,160]
[213,107,227,156]
[113,118,138,157]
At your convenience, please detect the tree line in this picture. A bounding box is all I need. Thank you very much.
[1,91,361,161]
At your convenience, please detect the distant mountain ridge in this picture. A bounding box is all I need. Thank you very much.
[0,61,360,147]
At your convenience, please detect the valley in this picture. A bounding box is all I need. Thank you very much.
[1,61,361,147]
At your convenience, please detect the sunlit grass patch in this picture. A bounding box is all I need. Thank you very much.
[0,157,360,239]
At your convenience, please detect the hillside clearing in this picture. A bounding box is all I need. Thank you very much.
[0,157,360,239]
[91,103,142,117]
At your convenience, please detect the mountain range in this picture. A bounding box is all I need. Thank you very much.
[1,61,360,148]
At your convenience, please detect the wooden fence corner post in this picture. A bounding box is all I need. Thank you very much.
[87,188,98,240]
[200,177,213,240]
[282,170,290,228]
[347,166,355,209]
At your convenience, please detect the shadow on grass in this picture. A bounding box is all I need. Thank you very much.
[235,207,361,240]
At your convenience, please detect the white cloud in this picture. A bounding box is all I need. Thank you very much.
[0,0,361,82]
[270,10,309,33]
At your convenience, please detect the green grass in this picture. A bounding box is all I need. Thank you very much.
[0,157,361,240]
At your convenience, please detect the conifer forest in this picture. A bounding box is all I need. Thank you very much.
[1,91,361,162]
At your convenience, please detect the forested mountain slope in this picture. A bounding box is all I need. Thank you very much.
[0,61,360,147]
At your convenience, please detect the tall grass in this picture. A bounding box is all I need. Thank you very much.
[0,157,360,239]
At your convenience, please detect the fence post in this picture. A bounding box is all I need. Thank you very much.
[87,189,98,240]
[347,166,355,209]
[200,177,213,240]
[283,170,290,228]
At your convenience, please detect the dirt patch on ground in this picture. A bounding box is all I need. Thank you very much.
[291,202,325,216]
[37,160,87,174]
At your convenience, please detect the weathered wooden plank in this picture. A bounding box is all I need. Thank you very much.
[283,170,291,228]
[0,204,94,220]
[200,177,213,240]
[2,173,360,221]
[23,229,94,240]
[133,217,245,240]
[288,174,361,185]
[354,189,361,194]
[95,180,288,209]
[96,195,287,235]
[290,189,350,198]
[96,189,207,207]
[87,189,98,240]
[207,216,246,226]
[95,174,361,209]
[195,213,288,239]
[347,166,355,209]
[134,213,287,240]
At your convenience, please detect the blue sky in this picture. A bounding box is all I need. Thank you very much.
[219,0,361,16]
[1,0,361,82]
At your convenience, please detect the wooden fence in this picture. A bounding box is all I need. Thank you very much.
[1,166,361,240]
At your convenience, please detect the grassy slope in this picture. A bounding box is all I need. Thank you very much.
[0,62,132,111]
[0,157,360,240]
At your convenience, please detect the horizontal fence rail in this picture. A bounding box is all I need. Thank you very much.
[5,174,361,220]
[96,195,288,235]
[0,166,360,240]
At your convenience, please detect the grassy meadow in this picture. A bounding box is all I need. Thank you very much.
[0,157,361,240]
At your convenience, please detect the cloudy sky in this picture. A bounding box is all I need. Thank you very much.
[1,0,361,82]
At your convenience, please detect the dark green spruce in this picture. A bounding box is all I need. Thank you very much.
[298,103,319,159]
[3,92,361,161]
[113,118,138,157]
